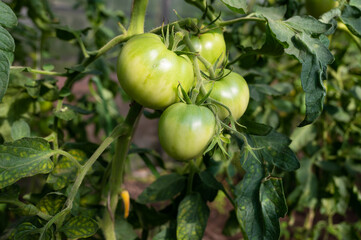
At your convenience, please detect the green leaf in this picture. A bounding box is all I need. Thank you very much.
[0,1,17,28]
[239,119,272,136]
[137,173,186,204]
[0,137,55,189]
[11,119,31,141]
[341,3,361,38]
[60,215,98,239]
[260,178,288,240]
[0,25,15,62]
[253,130,300,171]
[54,106,77,121]
[114,217,138,240]
[47,149,87,190]
[36,193,66,216]
[261,7,334,126]
[254,5,286,20]
[177,193,209,240]
[193,171,223,201]
[220,0,248,14]
[153,222,177,240]
[235,135,264,239]
[0,52,10,102]
[285,15,332,34]
[10,222,40,240]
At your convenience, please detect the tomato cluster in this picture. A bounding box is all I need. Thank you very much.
[117,28,250,161]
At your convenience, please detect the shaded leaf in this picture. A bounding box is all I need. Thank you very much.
[0,137,55,188]
[137,173,186,204]
[54,106,77,121]
[60,215,98,239]
[177,193,209,240]
[36,193,66,216]
[114,217,138,240]
[11,119,31,141]
[260,178,288,240]
[253,130,300,172]
[341,3,361,38]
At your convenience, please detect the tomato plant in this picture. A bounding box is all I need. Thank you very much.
[0,0,360,240]
[158,102,216,161]
[117,33,194,109]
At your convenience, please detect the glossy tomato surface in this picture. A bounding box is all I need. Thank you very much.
[117,33,194,109]
[158,103,216,161]
[203,69,249,120]
[190,29,226,71]
[305,0,336,18]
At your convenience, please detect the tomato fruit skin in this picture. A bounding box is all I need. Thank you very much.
[203,69,249,120]
[190,29,226,71]
[158,103,216,161]
[305,0,336,18]
[117,33,194,109]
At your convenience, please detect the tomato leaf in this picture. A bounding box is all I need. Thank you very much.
[114,217,138,240]
[193,170,223,201]
[177,193,209,240]
[60,215,98,239]
[260,178,288,240]
[36,193,67,216]
[340,3,361,38]
[11,119,31,141]
[235,135,264,239]
[0,1,17,28]
[47,149,87,190]
[0,2,17,102]
[0,137,55,189]
[253,130,300,172]
[220,0,248,14]
[153,221,177,240]
[0,52,10,102]
[256,5,334,126]
[137,173,186,204]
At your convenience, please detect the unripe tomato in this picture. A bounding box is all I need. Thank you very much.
[305,0,336,18]
[117,33,194,109]
[158,103,216,161]
[203,69,249,120]
[190,29,226,71]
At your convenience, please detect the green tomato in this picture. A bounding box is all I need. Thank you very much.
[305,0,336,18]
[190,29,226,71]
[117,33,194,109]
[203,69,249,120]
[158,103,216,161]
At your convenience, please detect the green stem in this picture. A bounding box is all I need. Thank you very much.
[184,0,219,23]
[10,66,66,76]
[219,16,265,27]
[128,0,149,35]
[101,103,142,240]
[54,122,130,228]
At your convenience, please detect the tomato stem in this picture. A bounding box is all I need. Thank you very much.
[128,0,149,35]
